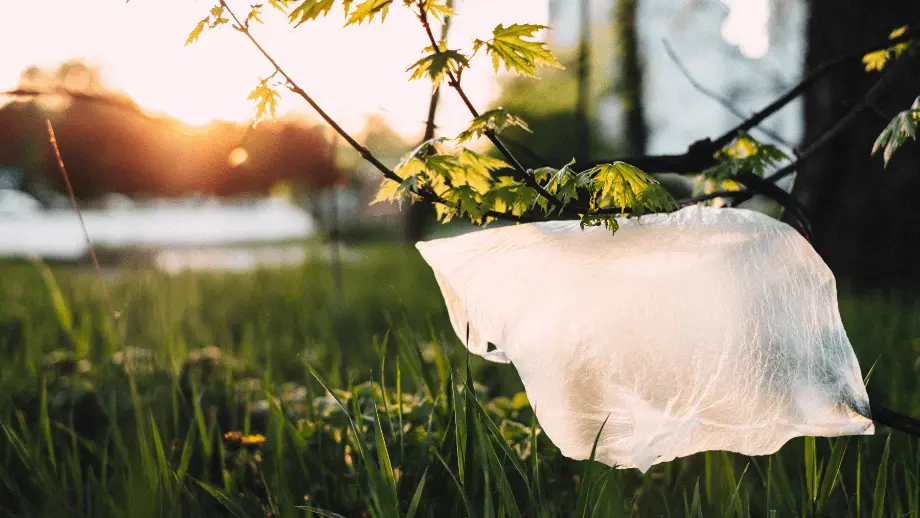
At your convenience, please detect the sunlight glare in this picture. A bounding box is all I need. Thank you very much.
[227,147,250,167]
[720,0,770,59]
[0,0,548,139]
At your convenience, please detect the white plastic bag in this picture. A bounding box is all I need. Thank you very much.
[417,206,874,472]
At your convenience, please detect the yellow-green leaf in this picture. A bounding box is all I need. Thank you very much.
[248,79,281,122]
[473,24,563,76]
[579,213,619,234]
[862,50,889,72]
[422,0,456,22]
[455,108,530,143]
[372,175,420,207]
[268,0,295,11]
[407,49,469,86]
[587,161,677,216]
[246,5,265,26]
[872,96,920,166]
[702,132,788,180]
[890,25,908,39]
[289,0,335,26]
[185,18,208,46]
[346,0,391,26]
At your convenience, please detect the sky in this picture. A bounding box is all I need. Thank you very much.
[0,0,774,141]
[0,0,550,139]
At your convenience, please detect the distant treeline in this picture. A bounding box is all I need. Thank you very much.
[0,94,344,199]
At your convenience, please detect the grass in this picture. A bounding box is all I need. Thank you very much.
[1,245,920,517]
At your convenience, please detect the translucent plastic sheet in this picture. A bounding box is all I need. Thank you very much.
[417,206,874,472]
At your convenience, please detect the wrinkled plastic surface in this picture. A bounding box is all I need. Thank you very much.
[417,206,874,472]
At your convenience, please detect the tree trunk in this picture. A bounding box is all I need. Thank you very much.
[794,0,920,289]
[404,0,452,244]
[574,0,592,163]
[614,0,647,155]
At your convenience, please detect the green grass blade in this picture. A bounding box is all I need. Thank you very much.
[433,449,480,518]
[817,437,849,512]
[39,378,56,474]
[405,468,429,518]
[297,507,347,518]
[371,389,399,510]
[195,480,251,518]
[804,436,816,503]
[574,414,611,518]
[871,433,892,518]
[721,462,749,518]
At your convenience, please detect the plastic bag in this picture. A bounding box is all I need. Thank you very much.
[416,206,874,472]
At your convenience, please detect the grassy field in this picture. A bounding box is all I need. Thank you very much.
[2,244,920,517]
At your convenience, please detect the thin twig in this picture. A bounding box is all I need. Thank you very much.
[218,0,526,223]
[730,46,920,207]
[584,23,920,173]
[574,0,591,163]
[415,3,568,213]
[46,120,120,325]
[662,39,798,152]
[710,23,920,152]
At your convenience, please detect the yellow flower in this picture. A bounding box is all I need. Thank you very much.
[240,434,266,446]
[223,431,243,442]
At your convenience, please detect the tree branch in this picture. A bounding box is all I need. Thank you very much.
[662,39,798,152]
[218,0,527,223]
[729,44,920,207]
[415,3,568,213]
[586,23,920,174]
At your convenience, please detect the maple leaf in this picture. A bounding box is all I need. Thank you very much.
[472,24,563,76]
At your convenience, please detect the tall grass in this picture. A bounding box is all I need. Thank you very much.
[1,247,919,516]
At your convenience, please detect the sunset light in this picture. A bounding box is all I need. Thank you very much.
[1,0,549,137]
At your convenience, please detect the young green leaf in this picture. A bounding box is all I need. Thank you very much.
[473,24,563,76]
[579,213,619,234]
[480,178,538,218]
[872,96,920,166]
[702,132,788,180]
[345,0,391,26]
[288,0,335,27]
[455,108,531,143]
[372,175,420,207]
[587,161,678,216]
[442,184,485,220]
[407,49,469,87]
[535,159,587,212]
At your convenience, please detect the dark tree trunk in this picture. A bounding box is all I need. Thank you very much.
[404,87,439,244]
[614,0,647,155]
[574,0,592,163]
[795,0,920,289]
[404,0,452,244]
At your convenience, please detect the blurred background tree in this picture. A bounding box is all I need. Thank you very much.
[794,0,920,289]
